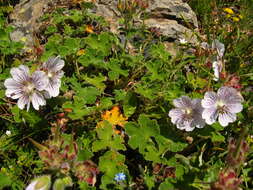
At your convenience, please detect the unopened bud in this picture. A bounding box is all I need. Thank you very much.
[26,175,51,190]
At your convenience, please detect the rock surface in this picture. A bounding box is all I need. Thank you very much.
[9,0,50,51]
[9,0,199,51]
[94,0,198,42]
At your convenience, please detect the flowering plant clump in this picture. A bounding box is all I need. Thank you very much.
[1,1,253,189]
[168,96,205,131]
[4,56,64,111]
[202,86,243,127]
[169,86,243,129]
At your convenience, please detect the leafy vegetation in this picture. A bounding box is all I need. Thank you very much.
[0,0,253,189]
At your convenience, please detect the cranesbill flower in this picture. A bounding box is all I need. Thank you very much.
[4,65,48,111]
[168,96,205,131]
[114,172,126,182]
[202,86,243,127]
[40,56,64,97]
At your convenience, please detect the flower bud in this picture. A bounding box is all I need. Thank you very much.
[26,175,51,190]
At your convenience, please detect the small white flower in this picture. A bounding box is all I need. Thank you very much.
[212,60,222,81]
[5,130,11,136]
[40,56,64,98]
[168,96,206,131]
[179,38,188,45]
[26,175,51,190]
[202,86,243,127]
[4,65,49,111]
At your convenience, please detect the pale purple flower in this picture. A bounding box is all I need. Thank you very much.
[4,65,48,111]
[40,56,64,97]
[168,96,206,131]
[202,86,243,127]
[201,39,225,81]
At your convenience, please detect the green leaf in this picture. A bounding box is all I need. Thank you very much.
[123,92,137,117]
[92,121,126,152]
[0,173,12,188]
[82,74,106,92]
[98,150,127,189]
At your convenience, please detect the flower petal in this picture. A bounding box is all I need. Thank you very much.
[168,108,184,124]
[202,107,218,125]
[218,112,236,127]
[226,103,243,114]
[43,56,65,72]
[10,65,30,82]
[51,56,65,72]
[31,92,46,110]
[201,92,217,108]
[45,80,61,97]
[32,71,48,91]
[177,119,194,131]
[173,96,192,108]
[17,95,30,110]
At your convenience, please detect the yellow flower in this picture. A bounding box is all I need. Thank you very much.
[232,17,240,22]
[223,8,234,15]
[97,106,128,135]
[85,25,94,34]
[100,106,127,127]
[77,49,85,56]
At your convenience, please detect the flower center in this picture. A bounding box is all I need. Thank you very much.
[216,99,225,108]
[47,71,54,78]
[24,82,35,94]
[215,99,227,113]
[184,108,193,115]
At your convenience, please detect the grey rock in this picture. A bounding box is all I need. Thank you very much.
[9,0,50,51]
[94,0,199,42]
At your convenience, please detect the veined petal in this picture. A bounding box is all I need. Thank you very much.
[10,65,30,82]
[226,103,243,114]
[51,56,65,72]
[45,80,61,97]
[202,107,218,124]
[202,92,217,108]
[218,112,236,127]
[17,95,30,110]
[31,92,46,110]
[169,108,184,124]
[217,86,237,100]
[4,78,22,89]
[32,71,49,91]
[173,96,192,108]
[43,56,65,72]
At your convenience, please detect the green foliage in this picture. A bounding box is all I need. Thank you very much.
[0,0,253,189]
